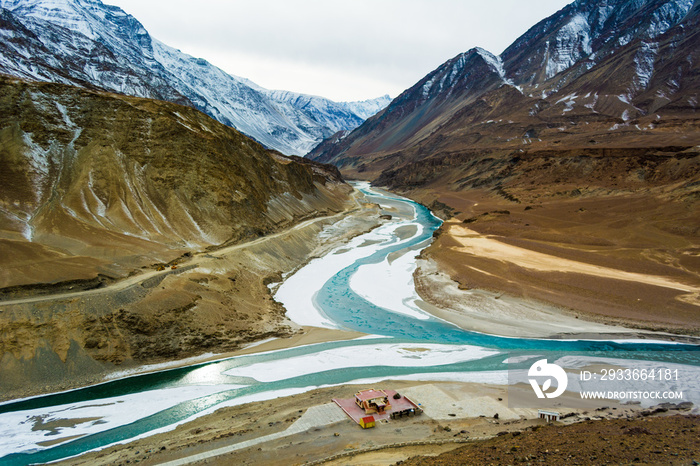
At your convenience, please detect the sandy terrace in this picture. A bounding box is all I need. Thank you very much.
[450,223,699,295]
[410,188,700,336]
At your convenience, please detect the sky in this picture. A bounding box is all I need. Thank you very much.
[106,0,572,102]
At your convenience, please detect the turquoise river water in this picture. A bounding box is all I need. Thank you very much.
[0,184,698,466]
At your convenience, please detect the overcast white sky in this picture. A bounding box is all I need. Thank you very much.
[106,0,571,102]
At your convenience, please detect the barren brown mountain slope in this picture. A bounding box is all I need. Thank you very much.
[310,0,700,175]
[0,76,362,399]
[0,76,353,288]
[374,143,700,333]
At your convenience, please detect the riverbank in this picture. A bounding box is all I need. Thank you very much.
[56,379,694,466]
[0,185,383,402]
[414,257,699,343]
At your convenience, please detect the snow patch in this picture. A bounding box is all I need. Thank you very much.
[475,48,522,93]
[633,41,658,90]
[556,93,578,113]
[545,13,592,79]
[618,94,632,104]
[421,77,435,98]
[584,93,599,112]
[646,0,694,39]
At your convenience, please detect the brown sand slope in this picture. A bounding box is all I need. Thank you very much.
[0,76,350,289]
[0,195,383,401]
[412,187,700,335]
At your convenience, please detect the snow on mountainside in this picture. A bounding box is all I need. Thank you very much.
[0,0,389,155]
[310,47,508,161]
[309,0,700,179]
[149,40,326,155]
[501,0,696,93]
[339,95,393,120]
[265,90,392,132]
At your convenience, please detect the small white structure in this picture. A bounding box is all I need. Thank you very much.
[538,409,560,422]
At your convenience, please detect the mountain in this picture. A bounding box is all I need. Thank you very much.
[309,0,700,189]
[308,0,700,334]
[0,75,351,289]
[0,0,390,155]
[0,75,357,394]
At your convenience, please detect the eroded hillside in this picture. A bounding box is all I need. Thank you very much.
[0,75,351,288]
[0,76,362,399]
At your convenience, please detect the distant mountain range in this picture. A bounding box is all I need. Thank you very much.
[0,0,390,155]
[309,0,699,196]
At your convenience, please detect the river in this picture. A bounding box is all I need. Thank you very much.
[0,183,698,465]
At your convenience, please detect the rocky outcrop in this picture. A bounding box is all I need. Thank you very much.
[375,146,700,203]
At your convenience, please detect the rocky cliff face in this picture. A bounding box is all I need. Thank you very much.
[0,0,390,155]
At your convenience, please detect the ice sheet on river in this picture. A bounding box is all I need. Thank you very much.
[275,211,429,327]
[0,384,242,456]
[350,225,431,321]
[223,343,499,382]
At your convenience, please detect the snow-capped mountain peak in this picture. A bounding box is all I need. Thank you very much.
[503,0,696,89]
[0,0,148,49]
[341,95,392,120]
[309,0,700,173]
[0,0,389,155]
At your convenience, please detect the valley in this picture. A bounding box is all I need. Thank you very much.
[0,0,698,464]
[0,75,367,401]
[1,184,695,466]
